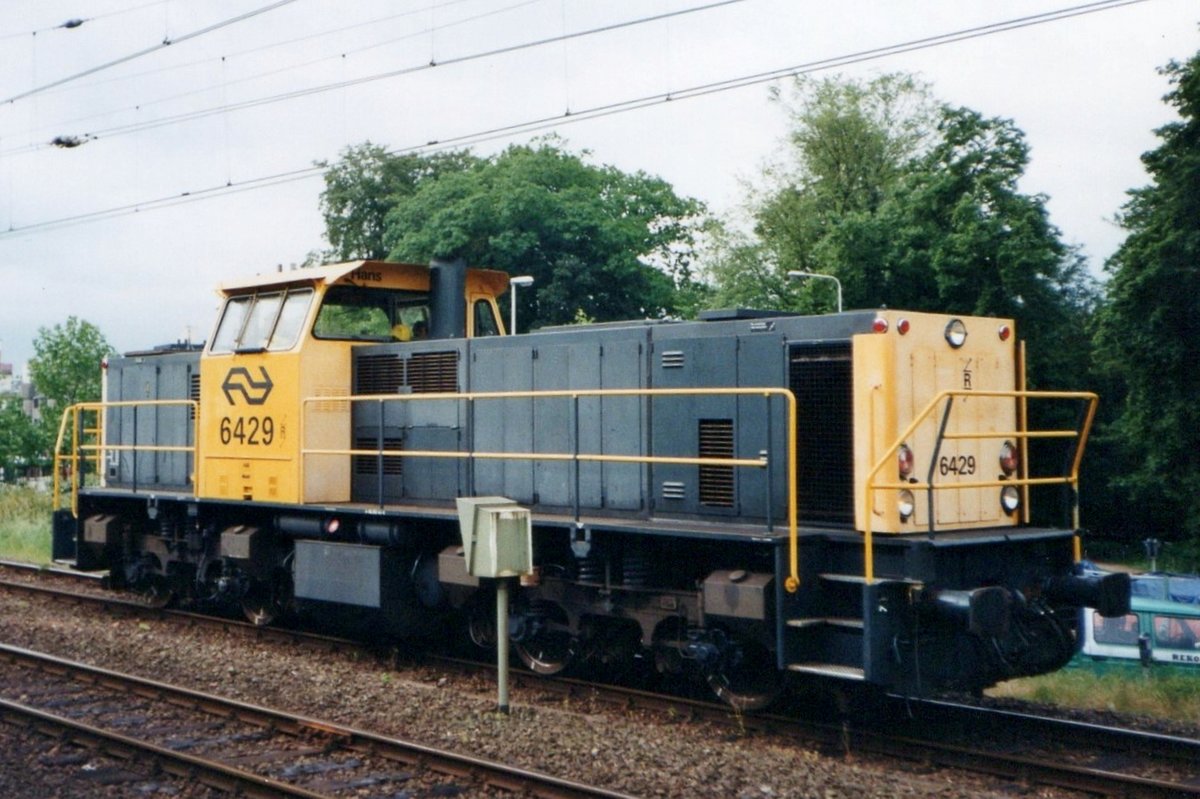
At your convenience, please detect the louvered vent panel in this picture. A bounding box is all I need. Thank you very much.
[356,354,405,394]
[789,343,853,523]
[662,481,685,500]
[698,418,735,508]
[407,351,459,393]
[354,437,404,476]
[189,373,200,420]
[661,350,685,369]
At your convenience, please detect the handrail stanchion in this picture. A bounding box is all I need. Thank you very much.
[765,393,774,533]
[376,398,385,507]
[54,399,200,518]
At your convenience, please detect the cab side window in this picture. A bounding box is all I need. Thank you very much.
[473,298,501,337]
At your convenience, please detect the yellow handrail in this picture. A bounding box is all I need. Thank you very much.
[53,399,199,517]
[861,389,1098,584]
[301,387,804,592]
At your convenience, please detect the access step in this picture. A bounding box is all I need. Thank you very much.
[787,663,866,680]
[786,617,864,630]
[818,572,922,586]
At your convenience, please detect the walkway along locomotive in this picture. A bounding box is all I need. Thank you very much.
[51,259,1130,709]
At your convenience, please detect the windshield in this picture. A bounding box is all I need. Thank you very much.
[210,289,313,353]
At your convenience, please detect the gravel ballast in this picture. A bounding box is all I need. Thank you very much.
[0,586,1063,798]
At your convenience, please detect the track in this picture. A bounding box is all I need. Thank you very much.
[3,563,1200,797]
[0,641,633,799]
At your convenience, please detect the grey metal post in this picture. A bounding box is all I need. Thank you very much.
[496,578,510,713]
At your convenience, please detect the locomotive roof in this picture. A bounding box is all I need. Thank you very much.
[215,260,510,297]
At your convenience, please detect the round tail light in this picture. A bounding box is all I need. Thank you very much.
[999,440,1019,476]
[898,444,914,479]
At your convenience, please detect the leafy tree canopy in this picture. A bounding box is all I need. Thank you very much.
[317,142,481,261]
[317,138,708,328]
[710,74,1097,391]
[0,397,41,482]
[28,317,116,432]
[1093,49,1200,540]
[383,139,708,328]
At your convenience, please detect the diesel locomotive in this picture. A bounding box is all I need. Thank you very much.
[51,259,1130,709]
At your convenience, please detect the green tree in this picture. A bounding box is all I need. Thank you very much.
[876,107,1097,388]
[736,73,937,312]
[0,396,41,482]
[28,317,117,444]
[1093,49,1200,542]
[316,142,480,261]
[383,139,707,328]
[715,75,1096,391]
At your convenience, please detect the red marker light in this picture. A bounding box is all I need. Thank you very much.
[897,318,910,335]
[872,317,889,334]
[998,324,1011,341]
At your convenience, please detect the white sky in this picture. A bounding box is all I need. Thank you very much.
[0,0,1196,373]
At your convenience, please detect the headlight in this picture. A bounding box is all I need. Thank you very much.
[1000,486,1021,514]
[944,318,967,348]
[898,489,915,521]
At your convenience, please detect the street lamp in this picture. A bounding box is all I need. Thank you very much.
[509,275,534,334]
[787,270,842,313]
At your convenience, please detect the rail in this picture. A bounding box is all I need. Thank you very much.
[301,387,805,592]
[862,389,1098,583]
[52,400,199,517]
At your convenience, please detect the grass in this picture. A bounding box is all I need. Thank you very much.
[0,485,53,564]
[989,663,1200,723]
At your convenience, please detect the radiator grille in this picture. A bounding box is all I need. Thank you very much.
[407,351,459,393]
[353,437,404,476]
[789,343,853,523]
[356,354,405,394]
[189,373,200,420]
[698,418,735,508]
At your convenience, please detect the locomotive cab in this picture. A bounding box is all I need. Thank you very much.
[197,260,506,504]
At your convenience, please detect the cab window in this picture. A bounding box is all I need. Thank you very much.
[210,289,313,354]
[473,298,501,337]
[1092,612,1139,646]
[314,286,429,342]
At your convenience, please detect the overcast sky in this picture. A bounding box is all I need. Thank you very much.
[0,0,1196,373]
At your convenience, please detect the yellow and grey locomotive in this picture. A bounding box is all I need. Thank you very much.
[52,259,1129,708]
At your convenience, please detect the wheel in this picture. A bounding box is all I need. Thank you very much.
[704,637,782,712]
[139,574,175,609]
[241,571,291,627]
[513,601,575,676]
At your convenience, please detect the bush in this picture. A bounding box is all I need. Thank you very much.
[0,485,52,563]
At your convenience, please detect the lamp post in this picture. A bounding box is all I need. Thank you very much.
[509,275,534,334]
[786,270,842,313]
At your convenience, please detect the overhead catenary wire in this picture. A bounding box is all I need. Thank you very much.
[27,0,527,103]
[3,0,544,152]
[0,0,302,106]
[0,0,1151,238]
[0,0,168,42]
[0,0,746,157]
